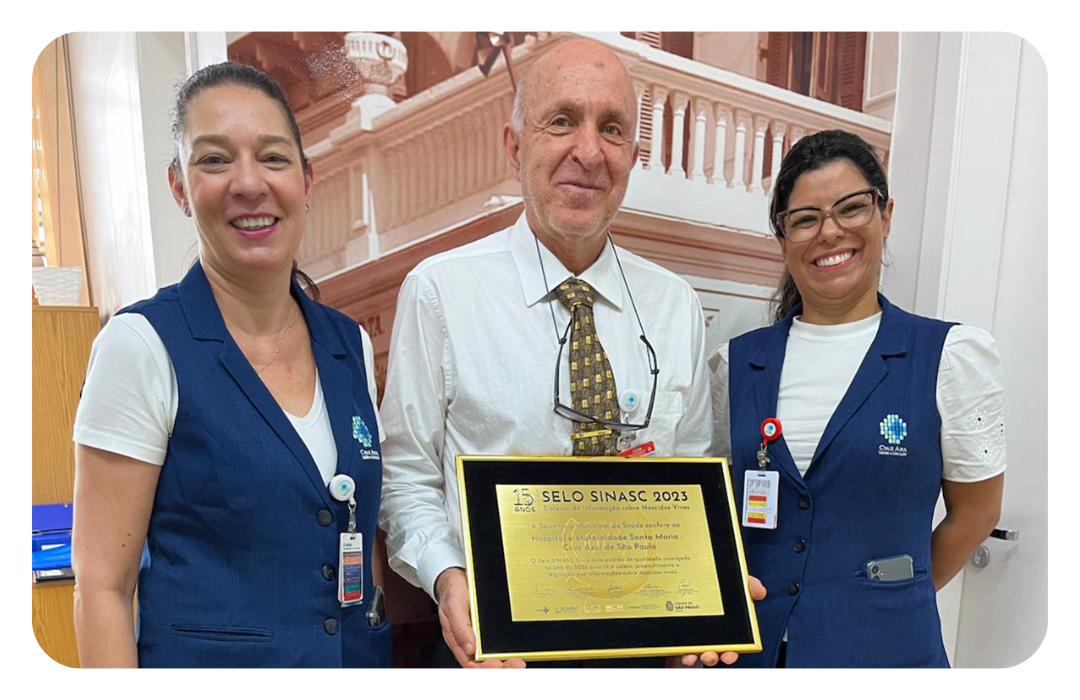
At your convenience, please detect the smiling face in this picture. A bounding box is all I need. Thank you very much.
[170,84,311,281]
[505,40,640,271]
[779,158,893,323]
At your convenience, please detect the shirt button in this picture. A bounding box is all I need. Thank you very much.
[787,581,801,596]
[798,496,810,510]
[793,538,806,553]
[322,564,336,581]
[317,509,333,527]
[324,618,339,635]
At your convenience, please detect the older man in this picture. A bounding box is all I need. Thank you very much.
[379,38,753,668]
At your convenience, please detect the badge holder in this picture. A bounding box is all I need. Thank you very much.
[616,391,656,456]
[742,418,782,530]
[329,474,364,607]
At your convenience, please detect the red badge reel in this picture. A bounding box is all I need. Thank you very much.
[758,418,783,468]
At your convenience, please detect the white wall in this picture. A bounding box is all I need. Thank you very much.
[883,32,940,311]
[185,32,228,74]
[137,32,197,288]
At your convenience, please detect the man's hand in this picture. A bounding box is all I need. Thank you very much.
[435,567,526,668]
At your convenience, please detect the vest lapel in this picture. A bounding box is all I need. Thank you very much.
[179,262,331,507]
[808,295,909,469]
[297,290,360,480]
[747,309,805,486]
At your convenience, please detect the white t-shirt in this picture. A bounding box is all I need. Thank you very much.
[73,312,384,486]
[709,314,1007,481]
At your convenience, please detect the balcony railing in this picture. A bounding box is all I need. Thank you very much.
[300,32,892,280]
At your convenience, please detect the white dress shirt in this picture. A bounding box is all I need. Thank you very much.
[709,314,1007,481]
[379,214,713,598]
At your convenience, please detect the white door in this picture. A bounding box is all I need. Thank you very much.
[887,33,1047,666]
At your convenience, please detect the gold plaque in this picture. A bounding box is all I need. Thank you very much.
[457,456,761,662]
[495,484,723,622]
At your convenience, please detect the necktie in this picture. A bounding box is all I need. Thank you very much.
[555,277,620,456]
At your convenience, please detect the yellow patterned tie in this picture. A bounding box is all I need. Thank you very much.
[555,277,621,456]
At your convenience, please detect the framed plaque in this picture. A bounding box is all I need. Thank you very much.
[456,455,761,662]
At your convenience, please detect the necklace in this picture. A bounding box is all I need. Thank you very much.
[253,302,300,378]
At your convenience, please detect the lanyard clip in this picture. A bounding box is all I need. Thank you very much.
[347,497,357,534]
[757,418,783,470]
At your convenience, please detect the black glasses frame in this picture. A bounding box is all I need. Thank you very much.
[552,313,660,432]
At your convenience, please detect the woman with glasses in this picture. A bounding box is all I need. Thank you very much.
[709,130,1006,667]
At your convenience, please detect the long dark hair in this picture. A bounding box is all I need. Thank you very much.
[172,62,319,301]
[768,130,888,322]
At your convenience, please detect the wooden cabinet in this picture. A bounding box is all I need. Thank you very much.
[32,305,100,668]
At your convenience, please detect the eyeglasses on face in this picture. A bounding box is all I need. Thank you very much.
[776,187,883,243]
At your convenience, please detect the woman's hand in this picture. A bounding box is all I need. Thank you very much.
[670,575,767,667]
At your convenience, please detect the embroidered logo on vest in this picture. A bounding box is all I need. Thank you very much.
[878,414,909,457]
[353,416,381,461]
[353,416,373,447]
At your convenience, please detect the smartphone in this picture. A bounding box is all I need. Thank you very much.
[865,554,914,581]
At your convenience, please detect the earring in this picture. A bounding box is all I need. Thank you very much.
[305,203,310,212]
[182,201,191,216]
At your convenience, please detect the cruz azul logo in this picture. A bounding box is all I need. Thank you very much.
[878,414,909,457]
[352,416,381,461]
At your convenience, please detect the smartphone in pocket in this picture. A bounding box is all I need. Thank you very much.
[865,554,914,581]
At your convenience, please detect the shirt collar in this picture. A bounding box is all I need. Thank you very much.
[508,212,626,311]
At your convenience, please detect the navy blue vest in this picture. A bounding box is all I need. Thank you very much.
[728,296,952,668]
[120,262,391,667]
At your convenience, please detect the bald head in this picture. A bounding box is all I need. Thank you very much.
[511,39,637,137]
[502,37,641,274]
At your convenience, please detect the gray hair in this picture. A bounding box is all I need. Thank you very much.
[507,43,638,139]
[509,64,530,135]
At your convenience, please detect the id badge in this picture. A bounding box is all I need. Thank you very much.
[742,470,779,530]
[338,532,364,607]
[619,441,656,458]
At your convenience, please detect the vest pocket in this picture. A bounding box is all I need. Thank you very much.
[846,569,946,666]
[852,568,929,586]
[170,624,275,643]
[369,619,392,668]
